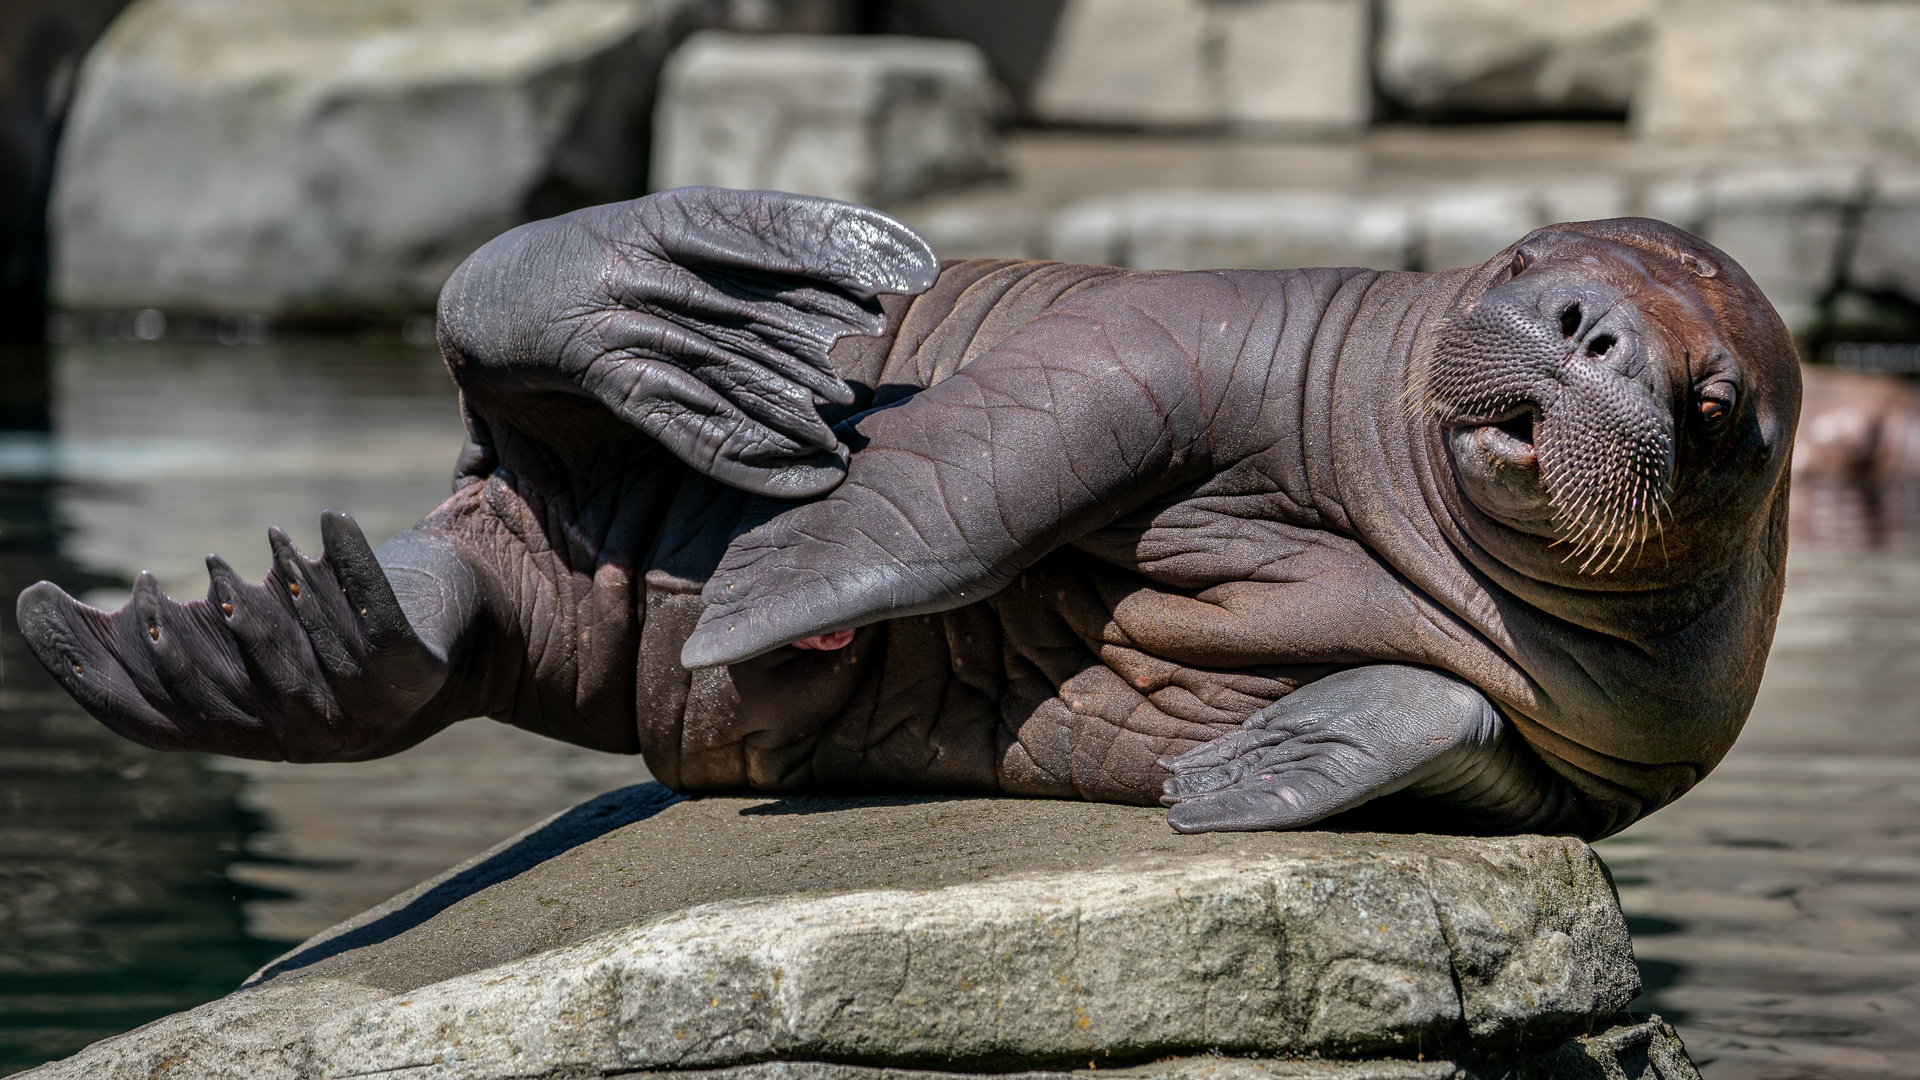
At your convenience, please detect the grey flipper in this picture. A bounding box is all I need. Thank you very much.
[15,189,939,761]
[679,279,1218,668]
[438,186,940,500]
[1158,665,1547,832]
[14,513,470,762]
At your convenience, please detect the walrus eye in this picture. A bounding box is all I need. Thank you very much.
[1510,252,1529,277]
[1698,388,1735,426]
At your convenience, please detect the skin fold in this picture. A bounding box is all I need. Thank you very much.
[15,188,1800,840]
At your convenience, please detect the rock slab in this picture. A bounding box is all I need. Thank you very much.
[1029,0,1370,134]
[51,0,723,318]
[651,33,1003,206]
[1636,0,1920,151]
[19,789,1679,1079]
[1376,0,1654,117]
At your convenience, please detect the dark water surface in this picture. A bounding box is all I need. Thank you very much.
[1597,543,1920,1080]
[1,343,1916,1077]
[0,340,647,1074]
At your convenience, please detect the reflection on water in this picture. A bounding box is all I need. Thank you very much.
[0,340,647,1075]
[0,394,278,1069]
[1792,481,1920,556]
[0,665,283,1071]
[1597,543,1920,1078]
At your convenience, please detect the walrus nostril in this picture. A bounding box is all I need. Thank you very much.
[1559,305,1582,338]
[1587,334,1616,357]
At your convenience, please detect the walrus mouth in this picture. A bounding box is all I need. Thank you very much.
[1477,410,1539,468]
[1417,301,1676,575]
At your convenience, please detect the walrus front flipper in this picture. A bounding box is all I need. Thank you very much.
[680,275,1238,667]
[14,512,463,762]
[1157,665,1553,832]
[438,187,939,499]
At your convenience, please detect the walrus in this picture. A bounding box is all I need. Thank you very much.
[15,187,1799,840]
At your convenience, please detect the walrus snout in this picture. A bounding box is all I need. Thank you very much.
[1426,243,1679,572]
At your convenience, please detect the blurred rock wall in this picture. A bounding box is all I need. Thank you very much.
[1026,0,1372,134]
[651,32,1003,205]
[1376,0,1655,117]
[50,0,737,321]
[1636,0,1920,151]
[37,0,1920,323]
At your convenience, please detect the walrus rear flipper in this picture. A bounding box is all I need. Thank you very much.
[437,187,939,500]
[14,512,476,762]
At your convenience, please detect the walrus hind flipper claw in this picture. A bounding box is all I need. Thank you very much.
[1158,665,1513,833]
[14,511,450,762]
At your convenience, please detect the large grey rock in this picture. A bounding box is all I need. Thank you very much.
[1635,0,1920,151]
[1377,0,1655,116]
[51,0,722,318]
[18,789,1666,1079]
[650,33,1003,206]
[1029,0,1370,134]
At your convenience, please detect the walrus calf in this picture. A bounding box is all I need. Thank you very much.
[17,188,1798,840]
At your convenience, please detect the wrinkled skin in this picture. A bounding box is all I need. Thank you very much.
[16,188,1800,839]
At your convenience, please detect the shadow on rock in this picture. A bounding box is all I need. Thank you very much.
[246,781,684,985]
[738,793,977,816]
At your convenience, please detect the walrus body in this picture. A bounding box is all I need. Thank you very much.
[16,189,1800,840]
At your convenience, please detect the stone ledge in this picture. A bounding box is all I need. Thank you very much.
[894,132,1920,335]
[17,788,1671,1080]
[305,842,1633,1076]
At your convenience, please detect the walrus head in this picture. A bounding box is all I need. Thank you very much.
[1418,218,1800,583]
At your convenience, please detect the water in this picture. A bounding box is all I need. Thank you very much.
[1597,543,1920,1079]
[0,341,1916,1077]
[0,340,648,1074]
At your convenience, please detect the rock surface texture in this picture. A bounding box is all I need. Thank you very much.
[1028,0,1370,133]
[1376,0,1654,117]
[651,33,1003,205]
[50,0,724,318]
[20,791,1692,1079]
[1635,0,1920,150]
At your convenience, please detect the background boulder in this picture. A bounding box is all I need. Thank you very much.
[1376,0,1654,118]
[1636,0,1920,150]
[1027,0,1371,134]
[651,33,1003,206]
[50,0,729,320]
